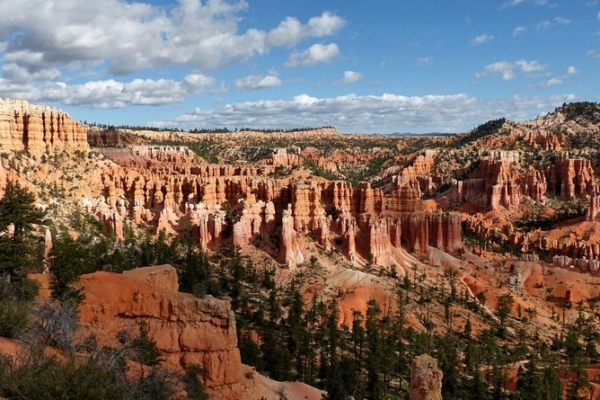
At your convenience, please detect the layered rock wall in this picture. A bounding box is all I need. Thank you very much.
[0,97,88,156]
[87,160,464,268]
[78,266,242,397]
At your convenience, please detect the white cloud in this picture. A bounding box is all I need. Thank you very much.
[515,60,545,74]
[265,12,345,48]
[307,12,346,37]
[150,92,577,133]
[2,63,61,83]
[469,34,494,46]
[597,11,600,19]
[337,70,363,85]
[183,74,216,94]
[554,17,571,24]
[513,26,526,36]
[476,60,546,80]
[476,61,516,80]
[232,75,282,91]
[0,74,215,108]
[285,43,340,68]
[535,66,578,89]
[0,1,344,75]
[538,77,563,88]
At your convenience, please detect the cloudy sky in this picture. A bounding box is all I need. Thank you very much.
[0,0,598,133]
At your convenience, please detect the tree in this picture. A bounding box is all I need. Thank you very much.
[515,357,544,400]
[496,292,514,336]
[0,181,45,283]
[365,299,383,399]
[48,230,92,304]
[131,321,163,368]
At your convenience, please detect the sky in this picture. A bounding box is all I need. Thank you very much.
[0,0,599,134]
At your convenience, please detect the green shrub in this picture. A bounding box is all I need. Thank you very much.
[0,300,30,338]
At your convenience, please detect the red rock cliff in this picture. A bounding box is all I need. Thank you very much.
[78,265,243,398]
[0,97,89,156]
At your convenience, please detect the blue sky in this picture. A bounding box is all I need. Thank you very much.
[0,0,599,133]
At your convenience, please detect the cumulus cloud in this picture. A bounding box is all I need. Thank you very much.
[538,77,563,88]
[515,60,545,74]
[0,73,214,108]
[566,66,578,75]
[337,70,362,85]
[2,63,61,83]
[265,12,345,48]
[535,66,578,89]
[469,34,494,46]
[150,92,576,133]
[476,60,546,80]
[476,61,516,80]
[513,26,526,36]
[285,43,340,68]
[0,1,344,75]
[232,74,282,91]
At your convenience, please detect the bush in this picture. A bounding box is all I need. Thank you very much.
[0,300,30,338]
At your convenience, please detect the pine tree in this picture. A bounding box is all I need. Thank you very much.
[131,321,163,368]
[48,231,91,304]
[365,299,382,399]
[515,357,544,400]
[0,181,45,283]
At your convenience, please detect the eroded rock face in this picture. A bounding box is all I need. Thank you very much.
[86,155,464,267]
[409,354,443,400]
[547,154,597,199]
[77,266,242,396]
[0,97,88,156]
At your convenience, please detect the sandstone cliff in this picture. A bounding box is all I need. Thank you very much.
[78,265,242,396]
[0,97,88,156]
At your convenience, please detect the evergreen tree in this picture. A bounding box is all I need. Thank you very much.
[131,321,164,368]
[541,365,563,400]
[515,357,544,400]
[48,230,92,304]
[365,299,382,399]
[0,181,45,283]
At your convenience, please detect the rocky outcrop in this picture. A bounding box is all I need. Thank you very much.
[518,170,547,202]
[280,204,304,268]
[267,147,303,168]
[409,354,443,400]
[86,159,464,267]
[449,152,522,210]
[587,194,600,222]
[78,265,243,397]
[546,154,597,199]
[0,97,88,156]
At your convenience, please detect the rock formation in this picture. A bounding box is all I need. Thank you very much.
[78,265,243,398]
[409,354,443,400]
[546,154,597,199]
[0,97,88,156]
[587,193,600,222]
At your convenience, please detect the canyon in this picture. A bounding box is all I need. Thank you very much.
[3,98,600,398]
